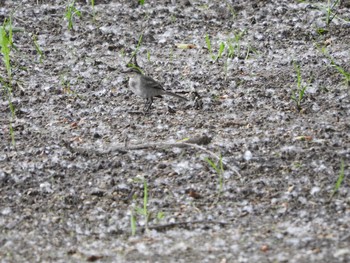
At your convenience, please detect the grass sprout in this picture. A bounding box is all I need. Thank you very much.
[60,75,83,99]
[205,34,214,60]
[227,30,245,59]
[130,179,163,235]
[330,160,345,200]
[131,33,143,60]
[205,154,224,194]
[130,210,137,236]
[217,42,225,61]
[0,18,13,79]
[147,50,151,62]
[319,46,350,86]
[32,35,44,63]
[291,62,309,111]
[0,17,16,145]
[245,43,258,60]
[331,60,350,87]
[226,3,237,19]
[126,34,144,73]
[206,30,248,77]
[205,35,229,62]
[65,0,81,30]
[90,0,96,21]
[315,0,350,28]
[324,0,340,27]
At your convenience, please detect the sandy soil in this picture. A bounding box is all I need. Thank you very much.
[1,0,350,262]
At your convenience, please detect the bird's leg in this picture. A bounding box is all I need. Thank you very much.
[144,98,153,112]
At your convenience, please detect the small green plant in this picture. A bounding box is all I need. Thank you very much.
[205,34,214,60]
[226,3,237,19]
[245,43,257,60]
[315,27,328,35]
[131,34,143,59]
[60,75,84,99]
[156,211,165,221]
[130,179,160,235]
[205,154,224,194]
[314,0,350,29]
[330,160,345,199]
[331,60,350,87]
[146,50,151,62]
[0,19,13,78]
[227,30,245,59]
[139,0,145,5]
[291,62,309,111]
[65,0,81,30]
[126,34,144,73]
[32,35,44,63]
[217,42,225,61]
[170,14,176,23]
[130,210,137,236]
[319,46,350,86]
[205,34,226,62]
[90,0,96,20]
[0,17,16,146]
[324,0,340,27]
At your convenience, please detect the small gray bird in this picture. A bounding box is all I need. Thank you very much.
[122,68,188,112]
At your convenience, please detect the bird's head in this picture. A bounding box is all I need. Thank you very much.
[121,66,143,77]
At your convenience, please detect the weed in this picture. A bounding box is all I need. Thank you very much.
[0,19,13,79]
[217,42,225,61]
[205,30,247,69]
[205,34,226,62]
[331,60,350,87]
[119,48,125,58]
[32,35,44,63]
[126,34,144,73]
[314,0,350,28]
[319,46,350,86]
[315,27,328,35]
[170,14,176,23]
[90,0,96,21]
[131,34,143,60]
[291,62,309,111]
[324,0,340,27]
[60,75,83,99]
[227,30,245,59]
[156,211,165,221]
[205,34,214,60]
[146,50,151,62]
[205,154,224,194]
[330,160,345,199]
[65,0,81,30]
[130,179,164,235]
[0,17,16,145]
[139,0,145,5]
[130,210,137,236]
[226,3,237,19]
[245,43,257,60]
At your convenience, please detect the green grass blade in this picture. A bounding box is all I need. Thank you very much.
[333,160,345,195]
[143,180,148,216]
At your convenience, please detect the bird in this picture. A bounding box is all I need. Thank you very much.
[122,67,188,112]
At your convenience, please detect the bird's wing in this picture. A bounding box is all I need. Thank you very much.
[142,75,165,91]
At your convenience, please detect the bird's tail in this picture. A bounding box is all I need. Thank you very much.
[164,91,188,101]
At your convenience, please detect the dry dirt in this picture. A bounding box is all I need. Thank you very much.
[1,0,350,262]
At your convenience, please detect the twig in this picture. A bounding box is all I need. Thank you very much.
[63,139,242,178]
[141,219,230,232]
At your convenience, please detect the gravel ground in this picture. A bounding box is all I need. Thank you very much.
[1,0,350,262]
